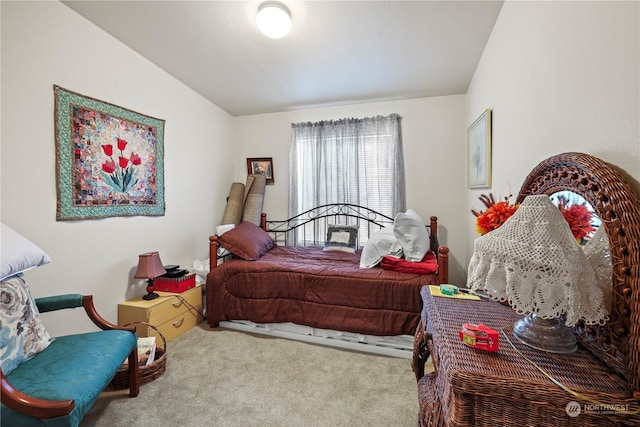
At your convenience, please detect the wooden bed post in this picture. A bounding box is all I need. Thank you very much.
[429,216,438,239]
[437,247,449,284]
[260,213,267,230]
[209,235,219,272]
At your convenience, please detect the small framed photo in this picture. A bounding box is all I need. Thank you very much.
[246,157,274,184]
[467,109,492,189]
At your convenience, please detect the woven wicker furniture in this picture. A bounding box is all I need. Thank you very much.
[413,291,639,426]
[413,152,640,425]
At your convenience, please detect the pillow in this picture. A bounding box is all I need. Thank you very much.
[359,226,403,268]
[0,276,52,375]
[324,224,359,253]
[216,224,236,257]
[393,209,430,262]
[217,221,275,261]
[1,223,52,281]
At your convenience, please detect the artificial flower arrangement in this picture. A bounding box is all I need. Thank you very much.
[471,193,519,235]
[471,193,596,241]
[554,194,597,241]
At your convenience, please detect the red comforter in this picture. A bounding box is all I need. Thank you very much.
[206,246,439,336]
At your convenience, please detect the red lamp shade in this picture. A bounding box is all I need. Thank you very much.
[134,252,166,279]
[134,252,166,300]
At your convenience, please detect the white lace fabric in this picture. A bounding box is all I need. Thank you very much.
[467,195,608,326]
[583,225,613,312]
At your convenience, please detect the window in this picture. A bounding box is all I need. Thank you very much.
[289,114,406,220]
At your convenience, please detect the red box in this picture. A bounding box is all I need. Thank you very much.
[154,273,196,293]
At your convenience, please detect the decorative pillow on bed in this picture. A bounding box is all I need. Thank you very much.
[216,224,235,257]
[393,209,430,262]
[359,225,403,268]
[1,223,52,281]
[0,276,52,375]
[323,224,359,253]
[218,221,275,261]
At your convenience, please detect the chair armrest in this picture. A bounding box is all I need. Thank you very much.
[36,294,135,333]
[82,295,135,333]
[35,294,83,312]
[1,370,75,418]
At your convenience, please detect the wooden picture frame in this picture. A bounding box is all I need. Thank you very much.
[246,157,274,184]
[54,85,165,220]
[467,109,492,189]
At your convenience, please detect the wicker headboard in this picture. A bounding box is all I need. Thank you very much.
[517,152,640,398]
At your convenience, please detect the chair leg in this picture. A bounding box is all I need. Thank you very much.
[127,349,140,397]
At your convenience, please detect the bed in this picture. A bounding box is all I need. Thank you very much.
[206,204,449,357]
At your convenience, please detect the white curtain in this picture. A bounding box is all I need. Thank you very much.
[289,114,406,219]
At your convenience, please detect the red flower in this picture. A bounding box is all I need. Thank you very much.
[130,153,141,166]
[117,138,128,151]
[102,159,116,174]
[119,156,130,169]
[472,194,519,235]
[102,144,113,156]
[555,195,596,240]
[474,199,519,235]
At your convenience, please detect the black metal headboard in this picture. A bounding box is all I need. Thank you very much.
[264,203,439,254]
[265,204,392,247]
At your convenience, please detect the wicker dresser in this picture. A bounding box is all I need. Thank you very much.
[412,289,640,426]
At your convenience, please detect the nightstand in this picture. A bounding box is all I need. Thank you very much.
[118,285,204,342]
[412,288,639,426]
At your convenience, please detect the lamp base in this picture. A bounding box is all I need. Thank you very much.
[142,278,159,300]
[513,314,577,353]
[142,292,159,300]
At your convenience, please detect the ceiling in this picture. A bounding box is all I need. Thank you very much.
[62,1,504,117]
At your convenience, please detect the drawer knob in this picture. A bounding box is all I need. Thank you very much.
[172,300,183,308]
[172,317,185,327]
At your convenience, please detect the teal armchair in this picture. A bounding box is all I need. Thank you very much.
[1,294,139,427]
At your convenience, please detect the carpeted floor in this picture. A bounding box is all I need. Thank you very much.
[82,324,421,426]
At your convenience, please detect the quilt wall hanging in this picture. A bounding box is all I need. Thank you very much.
[54,85,165,220]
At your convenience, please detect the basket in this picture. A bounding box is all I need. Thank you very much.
[109,322,167,390]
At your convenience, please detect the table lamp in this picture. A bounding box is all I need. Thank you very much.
[134,251,167,300]
[467,195,608,353]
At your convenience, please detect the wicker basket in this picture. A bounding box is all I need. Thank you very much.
[109,322,167,390]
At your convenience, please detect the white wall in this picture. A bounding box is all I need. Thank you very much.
[1,1,234,335]
[465,0,640,260]
[234,95,470,283]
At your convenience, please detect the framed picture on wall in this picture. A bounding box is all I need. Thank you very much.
[246,157,274,184]
[54,85,165,220]
[467,109,492,189]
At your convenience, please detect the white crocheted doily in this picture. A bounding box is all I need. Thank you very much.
[583,225,613,312]
[467,195,608,326]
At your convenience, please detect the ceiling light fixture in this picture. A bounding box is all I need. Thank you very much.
[256,1,292,39]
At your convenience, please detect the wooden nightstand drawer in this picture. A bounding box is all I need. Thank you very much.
[152,305,203,342]
[118,285,203,342]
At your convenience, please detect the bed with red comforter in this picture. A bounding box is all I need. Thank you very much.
[206,204,449,337]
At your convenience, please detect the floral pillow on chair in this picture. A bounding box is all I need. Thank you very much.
[0,276,52,375]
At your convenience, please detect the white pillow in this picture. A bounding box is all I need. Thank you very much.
[1,224,52,281]
[393,209,430,262]
[359,226,403,268]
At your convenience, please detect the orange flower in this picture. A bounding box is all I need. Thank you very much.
[472,195,519,235]
[472,193,596,239]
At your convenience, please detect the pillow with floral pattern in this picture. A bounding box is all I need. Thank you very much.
[0,276,51,375]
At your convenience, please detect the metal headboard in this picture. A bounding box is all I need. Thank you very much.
[265,203,395,247]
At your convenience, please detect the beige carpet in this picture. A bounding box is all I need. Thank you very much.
[82,324,420,426]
